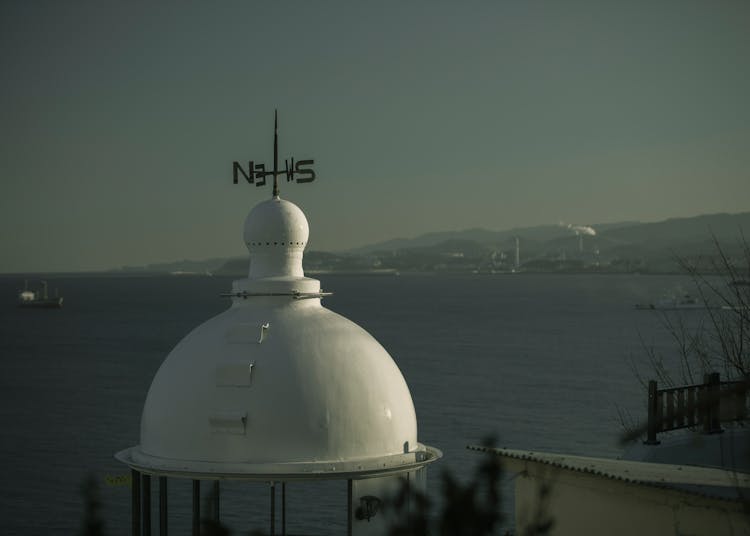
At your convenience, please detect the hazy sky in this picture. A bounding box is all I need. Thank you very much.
[1,1,749,272]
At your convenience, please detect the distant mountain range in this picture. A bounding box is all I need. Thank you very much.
[346,220,640,254]
[112,211,750,276]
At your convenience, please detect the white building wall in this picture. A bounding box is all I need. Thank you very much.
[514,469,749,536]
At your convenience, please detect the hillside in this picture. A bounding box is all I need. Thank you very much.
[114,212,750,276]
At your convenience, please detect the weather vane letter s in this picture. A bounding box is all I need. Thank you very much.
[232,110,316,197]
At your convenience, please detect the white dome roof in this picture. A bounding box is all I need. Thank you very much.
[243,197,309,280]
[136,299,417,468]
[244,196,309,249]
[119,195,434,478]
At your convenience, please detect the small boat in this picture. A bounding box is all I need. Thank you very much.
[635,294,704,310]
[18,280,63,308]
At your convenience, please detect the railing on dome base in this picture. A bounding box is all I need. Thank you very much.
[121,444,441,536]
[644,372,750,445]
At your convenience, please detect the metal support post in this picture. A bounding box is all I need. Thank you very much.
[132,469,141,536]
[281,482,286,536]
[142,474,151,536]
[159,476,167,536]
[213,480,220,522]
[270,481,276,536]
[192,480,200,536]
[347,479,353,536]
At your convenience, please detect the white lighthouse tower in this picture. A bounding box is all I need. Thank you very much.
[116,115,440,535]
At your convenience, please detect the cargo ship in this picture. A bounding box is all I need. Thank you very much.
[18,280,63,308]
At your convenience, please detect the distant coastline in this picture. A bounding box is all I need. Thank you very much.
[4,211,748,277]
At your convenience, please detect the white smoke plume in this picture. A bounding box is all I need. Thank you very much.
[559,221,597,236]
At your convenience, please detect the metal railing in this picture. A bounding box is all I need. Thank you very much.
[645,372,749,444]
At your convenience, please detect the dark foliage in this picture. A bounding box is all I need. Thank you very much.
[79,475,106,536]
[386,438,535,536]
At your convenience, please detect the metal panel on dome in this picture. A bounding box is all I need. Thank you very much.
[215,362,254,386]
[225,323,267,344]
[209,411,247,435]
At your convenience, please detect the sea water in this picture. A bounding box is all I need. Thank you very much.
[0,273,708,534]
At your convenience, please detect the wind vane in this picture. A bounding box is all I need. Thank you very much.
[232,110,316,196]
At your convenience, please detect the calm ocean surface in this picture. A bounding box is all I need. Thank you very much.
[0,273,707,534]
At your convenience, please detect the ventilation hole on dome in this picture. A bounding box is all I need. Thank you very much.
[274,242,278,245]
[266,242,270,246]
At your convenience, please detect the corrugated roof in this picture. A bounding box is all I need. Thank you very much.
[467,445,750,502]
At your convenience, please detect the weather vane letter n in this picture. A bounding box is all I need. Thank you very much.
[233,160,255,184]
[232,110,316,197]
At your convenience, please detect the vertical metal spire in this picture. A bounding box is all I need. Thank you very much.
[272,109,279,197]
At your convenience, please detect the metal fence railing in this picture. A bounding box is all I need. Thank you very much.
[645,372,749,444]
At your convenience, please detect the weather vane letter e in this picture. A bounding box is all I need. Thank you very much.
[232,110,316,197]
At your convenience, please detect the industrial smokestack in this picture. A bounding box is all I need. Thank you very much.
[515,237,520,268]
